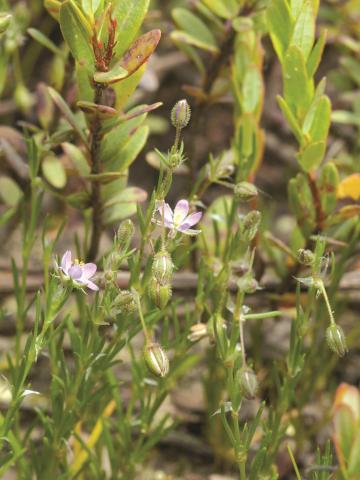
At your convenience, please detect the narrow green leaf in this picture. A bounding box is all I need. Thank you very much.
[42,155,67,188]
[113,64,146,109]
[62,142,90,176]
[307,29,326,77]
[172,8,217,51]
[27,28,65,57]
[348,431,360,475]
[242,67,263,113]
[318,161,339,215]
[297,141,325,171]
[113,0,150,58]
[290,0,315,61]
[93,64,128,84]
[303,95,331,143]
[283,45,313,119]
[201,0,234,19]
[276,95,303,143]
[59,0,94,72]
[267,0,294,61]
[0,177,23,206]
[48,86,89,147]
[108,125,149,172]
[170,30,218,53]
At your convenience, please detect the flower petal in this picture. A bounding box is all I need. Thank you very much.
[85,280,99,291]
[61,250,72,273]
[68,264,82,280]
[173,199,189,225]
[159,202,174,227]
[180,211,202,229]
[81,263,97,280]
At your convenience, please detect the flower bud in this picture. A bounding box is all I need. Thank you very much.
[238,367,258,399]
[171,99,191,129]
[237,274,258,294]
[148,278,172,309]
[144,343,169,377]
[188,323,208,342]
[234,182,258,202]
[104,269,116,283]
[326,324,348,357]
[116,219,135,252]
[113,290,137,314]
[0,12,11,33]
[14,84,33,112]
[240,210,261,242]
[297,248,314,266]
[152,250,173,285]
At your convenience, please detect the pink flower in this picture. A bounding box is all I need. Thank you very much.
[156,199,202,236]
[59,250,98,291]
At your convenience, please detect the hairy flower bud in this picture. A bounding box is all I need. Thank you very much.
[240,210,261,242]
[144,343,169,377]
[238,367,259,399]
[234,182,258,202]
[297,248,314,266]
[152,250,173,285]
[326,324,348,357]
[171,99,191,129]
[113,290,137,314]
[149,278,172,309]
[188,323,208,342]
[0,12,11,33]
[116,219,135,252]
[237,274,258,294]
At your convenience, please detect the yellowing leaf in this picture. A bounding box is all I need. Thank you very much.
[337,174,360,200]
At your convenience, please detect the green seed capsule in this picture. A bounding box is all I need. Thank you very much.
[144,343,169,377]
[234,182,258,202]
[238,367,258,399]
[149,278,172,309]
[116,219,135,252]
[152,250,173,285]
[326,324,348,357]
[0,12,11,33]
[241,210,261,242]
[297,248,314,266]
[237,274,258,294]
[171,99,191,129]
[113,290,137,314]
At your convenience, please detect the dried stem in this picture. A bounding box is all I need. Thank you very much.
[87,84,104,262]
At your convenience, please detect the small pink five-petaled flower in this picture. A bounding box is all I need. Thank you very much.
[156,199,202,237]
[58,250,98,291]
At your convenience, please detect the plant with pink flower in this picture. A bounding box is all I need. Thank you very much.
[56,250,99,291]
[155,199,202,237]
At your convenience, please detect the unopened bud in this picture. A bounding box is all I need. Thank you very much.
[238,367,258,399]
[148,278,172,309]
[144,342,169,377]
[171,99,191,129]
[326,324,348,357]
[152,250,173,285]
[116,219,135,252]
[188,323,208,342]
[113,290,137,314]
[237,274,258,294]
[14,84,33,112]
[0,12,11,33]
[240,210,261,242]
[297,248,314,266]
[234,182,258,202]
[104,270,116,283]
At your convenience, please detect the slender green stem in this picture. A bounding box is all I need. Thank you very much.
[318,280,335,325]
[135,294,151,343]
